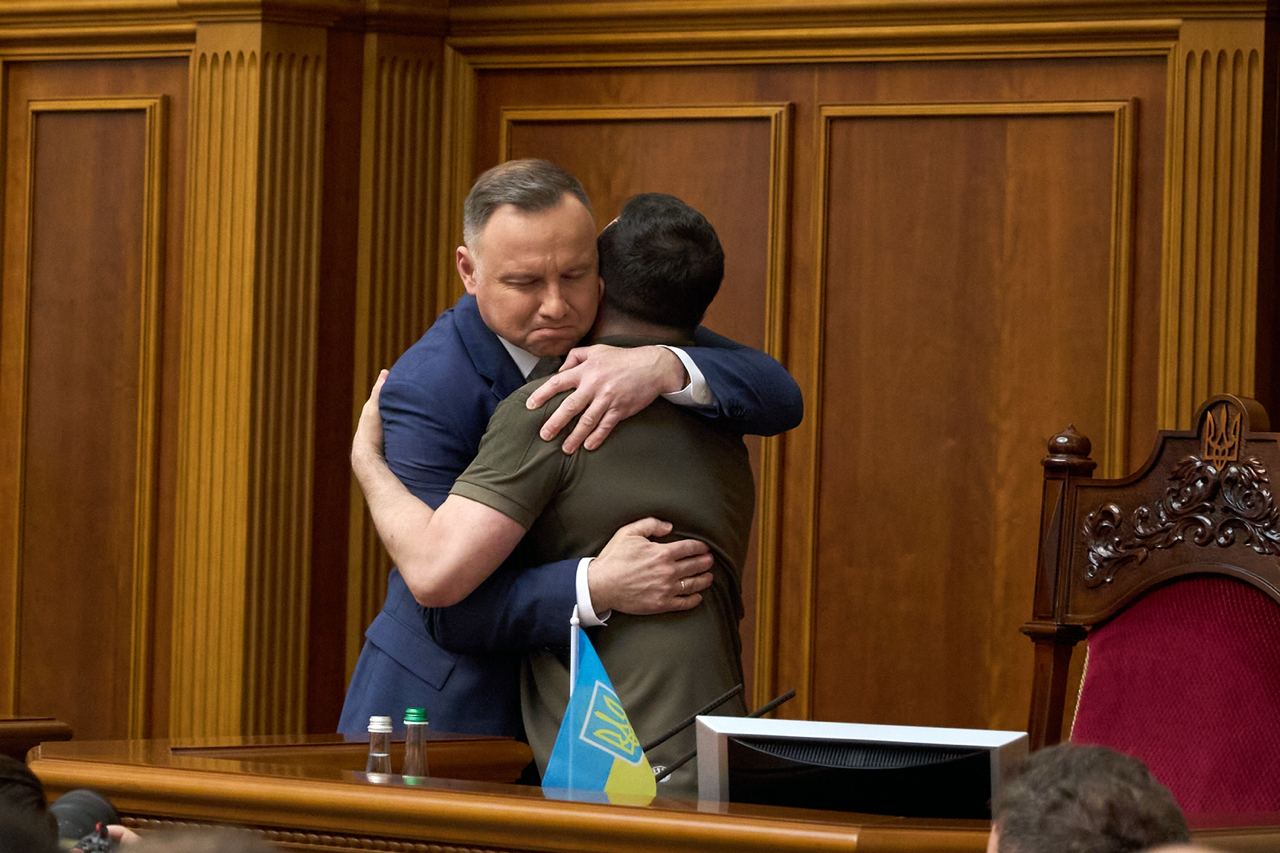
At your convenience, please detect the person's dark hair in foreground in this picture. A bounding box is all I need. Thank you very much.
[0,755,57,852]
[991,743,1191,853]
[598,192,724,332]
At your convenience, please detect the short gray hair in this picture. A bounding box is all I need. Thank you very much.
[462,159,592,247]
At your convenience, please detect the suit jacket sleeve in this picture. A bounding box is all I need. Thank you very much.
[380,357,579,655]
[686,326,803,435]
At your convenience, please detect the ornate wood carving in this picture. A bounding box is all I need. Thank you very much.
[1083,454,1280,585]
[1083,399,1280,586]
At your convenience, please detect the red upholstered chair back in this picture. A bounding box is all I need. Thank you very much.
[1022,394,1280,818]
[1071,574,1280,815]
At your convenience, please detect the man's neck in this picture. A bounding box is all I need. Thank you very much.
[590,312,691,346]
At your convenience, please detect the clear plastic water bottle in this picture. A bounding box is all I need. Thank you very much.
[365,715,393,778]
[402,706,429,779]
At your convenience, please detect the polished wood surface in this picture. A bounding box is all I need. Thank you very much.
[29,735,994,852]
[28,735,1280,852]
[0,716,71,761]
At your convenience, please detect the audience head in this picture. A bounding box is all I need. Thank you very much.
[597,192,724,334]
[0,809,58,853]
[0,756,47,816]
[457,159,600,357]
[990,743,1191,853]
[0,756,56,852]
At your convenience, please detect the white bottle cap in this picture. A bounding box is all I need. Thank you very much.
[367,715,393,733]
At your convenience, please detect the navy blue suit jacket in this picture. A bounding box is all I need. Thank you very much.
[338,294,802,736]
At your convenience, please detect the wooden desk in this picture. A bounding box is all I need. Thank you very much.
[0,716,72,761]
[28,736,1280,852]
[29,735,992,851]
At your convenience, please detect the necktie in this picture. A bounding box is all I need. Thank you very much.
[528,356,563,381]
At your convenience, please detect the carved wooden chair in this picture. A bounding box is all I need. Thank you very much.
[1022,394,1280,817]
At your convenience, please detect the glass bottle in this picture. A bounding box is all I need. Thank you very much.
[402,706,430,779]
[365,715,393,778]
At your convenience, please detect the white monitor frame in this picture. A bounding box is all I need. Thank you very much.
[695,716,1028,806]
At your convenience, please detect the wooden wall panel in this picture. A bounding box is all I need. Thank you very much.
[811,106,1129,730]
[0,58,187,741]
[19,108,152,741]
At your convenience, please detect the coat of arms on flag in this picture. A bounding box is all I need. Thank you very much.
[541,620,656,803]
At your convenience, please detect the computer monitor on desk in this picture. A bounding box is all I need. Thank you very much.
[696,717,1027,819]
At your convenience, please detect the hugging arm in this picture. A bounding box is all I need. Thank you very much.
[683,326,803,436]
[362,372,714,651]
[525,329,802,452]
[354,372,528,606]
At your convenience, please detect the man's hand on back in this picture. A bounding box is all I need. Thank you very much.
[351,369,389,476]
[525,344,688,453]
[587,517,714,615]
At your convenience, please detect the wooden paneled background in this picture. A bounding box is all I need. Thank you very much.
[0,0,1275,741]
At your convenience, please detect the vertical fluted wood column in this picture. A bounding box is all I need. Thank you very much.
[345,31,442,674]
[173,19,326,737]
[1160,19,1265,427]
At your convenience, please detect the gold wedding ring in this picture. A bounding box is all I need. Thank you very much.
[679,578,687,594]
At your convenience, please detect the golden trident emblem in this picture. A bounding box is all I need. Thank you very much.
[1202,401,1242,468]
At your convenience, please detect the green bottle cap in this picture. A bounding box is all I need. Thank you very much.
[404,706,428,724]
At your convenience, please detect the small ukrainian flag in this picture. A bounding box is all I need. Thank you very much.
[541,613,656,802]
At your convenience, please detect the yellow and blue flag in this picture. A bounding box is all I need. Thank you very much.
[541,622,656,802]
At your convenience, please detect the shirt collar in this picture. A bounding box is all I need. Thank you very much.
[496,335,540,379]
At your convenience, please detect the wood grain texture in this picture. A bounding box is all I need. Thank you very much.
[344,31,444,681]
[1160,20,1265,427]
[0,0,1274,746]
[0,58,187,740]
[172,21,326,737]
[28,735,991,853]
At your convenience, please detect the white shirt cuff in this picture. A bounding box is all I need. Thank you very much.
[658,345,715,408]
[575,558,610,626]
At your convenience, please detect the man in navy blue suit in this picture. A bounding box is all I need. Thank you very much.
[339,160,802,738]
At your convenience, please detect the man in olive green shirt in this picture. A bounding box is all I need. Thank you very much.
[353,193,757,795]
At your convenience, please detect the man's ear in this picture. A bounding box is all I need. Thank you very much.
[457,245,478,294]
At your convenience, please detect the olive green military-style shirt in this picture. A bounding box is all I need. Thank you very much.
[450,335,755,796]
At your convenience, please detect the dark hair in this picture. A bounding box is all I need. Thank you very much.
[0,756,46,816]
[597,193,723,331]
[0,808,58,853]
[0,756,55,851]
[994,744,1191,853]
[463,159,592,246]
